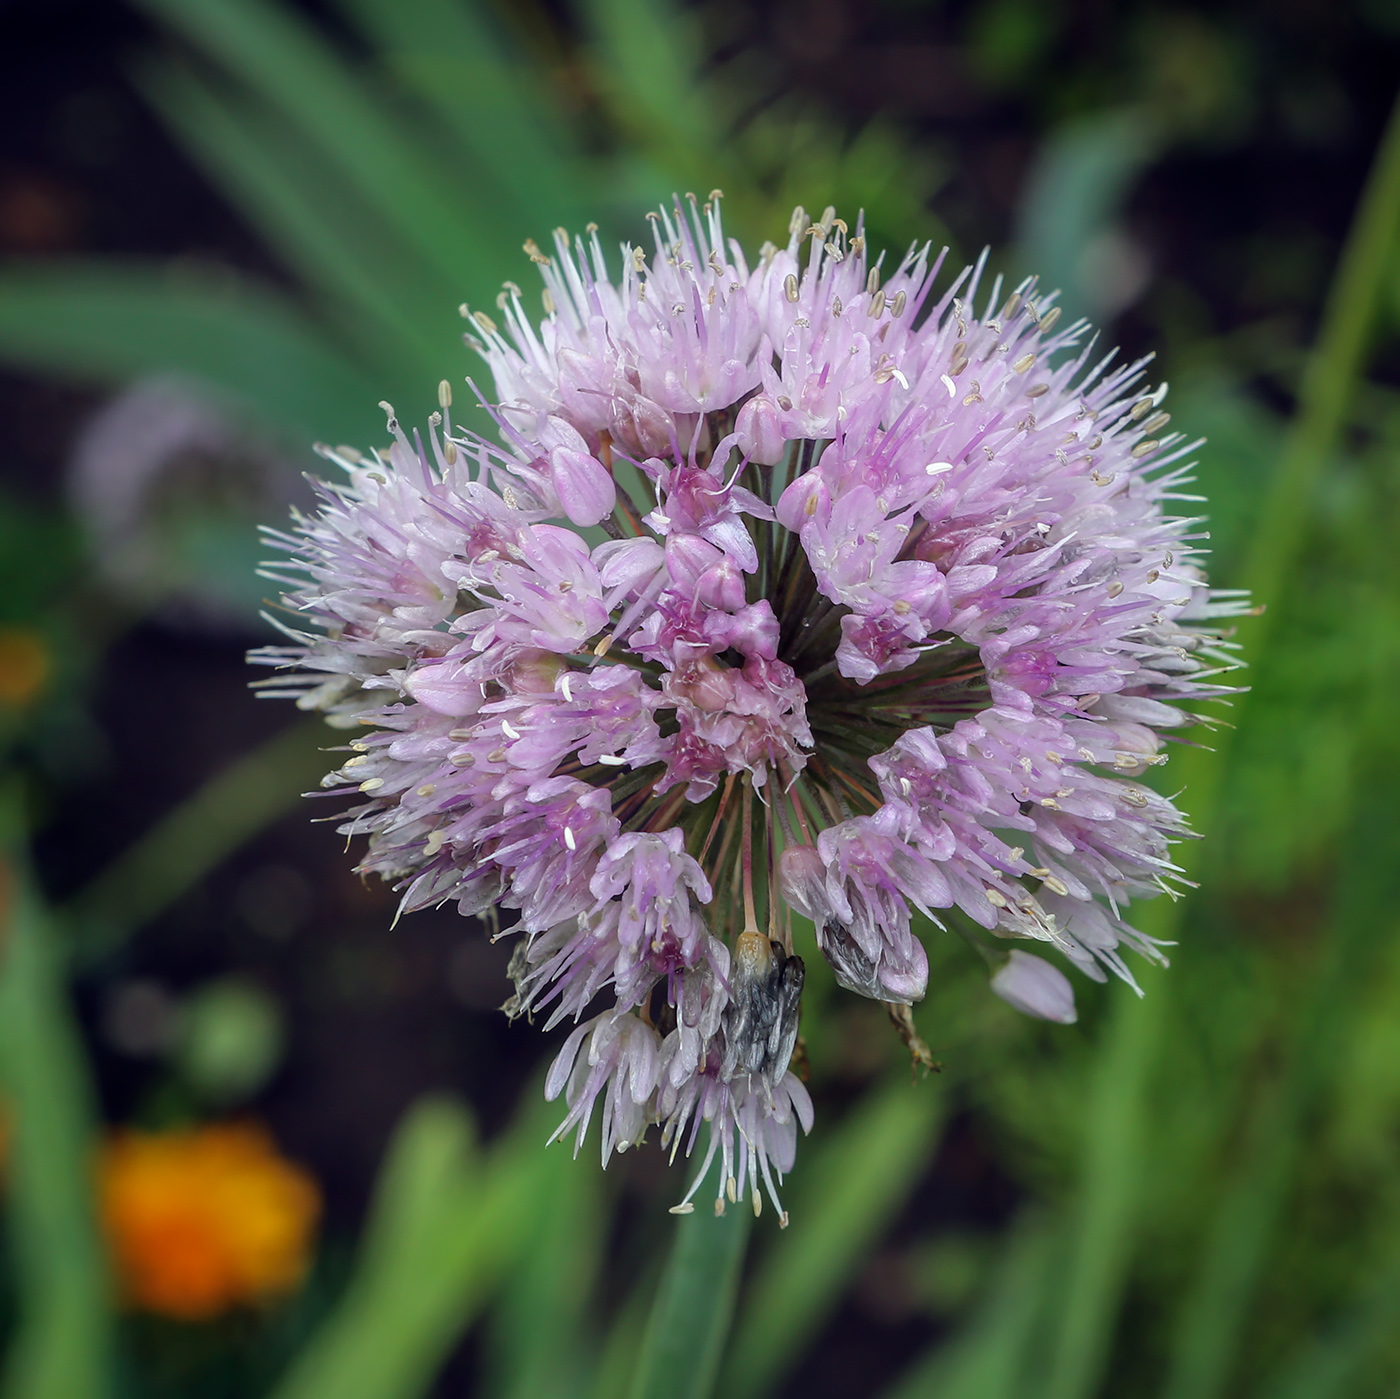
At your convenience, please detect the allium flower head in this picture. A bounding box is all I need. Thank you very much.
[254,197,1244,1223]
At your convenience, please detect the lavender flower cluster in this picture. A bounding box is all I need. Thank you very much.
[254,198,1243,1222]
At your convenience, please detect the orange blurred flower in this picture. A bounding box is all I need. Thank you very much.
[0,628,48,707]
[99,1123,320,1321]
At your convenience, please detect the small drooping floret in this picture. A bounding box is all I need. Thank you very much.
[253,197,1245,1221]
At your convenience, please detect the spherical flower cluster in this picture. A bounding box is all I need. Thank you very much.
[99,1123,321,1320]
[253,198,1243,1222]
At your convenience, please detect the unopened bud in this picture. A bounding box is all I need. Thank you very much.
[735,394,788,466]
[549,447,615,527]
[778,845,829,923]
[990,951,1078,1024]
[695,556,748,612]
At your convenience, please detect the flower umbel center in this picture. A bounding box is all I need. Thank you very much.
[553,428,991,952]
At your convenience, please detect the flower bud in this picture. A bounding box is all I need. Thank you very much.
[778,845,829,924]
[704,601,779,660]
[735,394,788,465]
[668,656,733,713]
[695,556,747,612]
[664,533,723,590]
[775,469,830,532]
[990,951,1078,1024]
[549,447,615,527]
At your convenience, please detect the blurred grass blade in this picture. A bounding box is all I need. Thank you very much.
[1239,87,1400,641]
[1163,773,1400,1399]
[1258,1253,1400,1399]
[332,0,592,229]
[880,1215,1057,1399]
[722,1075,948,1399]
[135,54,454,387]
[132,0,513,293]
[0,837,113,1399]
[64,718,329,964]
[1038,85,1400,1399]
[1040,985,1166,1399]
[587,1272,653,1399]
[1156,88,1400,1399]
[485,1139,605,1399]
[629,1203,751,1399]
[272,1095,537,1399]
[1014,108,1157,320]
[582,0,719,169]
[0,262,379,443]
[1159,1082,1301,1399]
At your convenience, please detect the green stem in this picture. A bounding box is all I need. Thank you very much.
[628,1202,751,1399]
[1042,83,1400,1399]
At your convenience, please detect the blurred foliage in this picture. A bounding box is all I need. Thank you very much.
[2,1,1400,1398]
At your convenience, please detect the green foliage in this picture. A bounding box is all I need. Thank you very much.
[0,263,380,444]
[627,1206,750,1399]
[271,1097,536,1399]
[723,1075,948,1399]
[0,838,113,1399]
[3,3,1400,1399]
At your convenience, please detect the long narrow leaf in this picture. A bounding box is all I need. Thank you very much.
[1157,88,1400,1399]
[1038,84,1400,1399]
[629,1205,751,1399]
[881,1215,1058,1399]
[722,1074,948,1399]
[1039,986,1167,1399]
[332,0,594,231]
[0,263,379,443]
[485,1139,605,1399]
[64,718,329,964]
[1258,1251,1400,1399]
[0,837,112,1399]
[135,54,454,388]
[272,1096,538,1399]
[133,0,515,294]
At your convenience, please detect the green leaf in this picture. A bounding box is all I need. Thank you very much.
[134,53,456,391]
[1029,85,1400,1399]
[64,717,331,963]
[721,1074,949,1399]
[581,0,718,166]
[1161,766,1400,1399]
[1013,108,1159,320]
[0,831,113,1399]
[1257,1254,1400,1399]
[1039,985,1168,1399]
[484,1138,606,1399]
[132,0,516,296]
[271,1095,538,1399]
[880,1215,1058,1399]
[331,0,595,233]
[1153,90,1400,1399]
[628,1203,751,1399]
[0,261,380,444]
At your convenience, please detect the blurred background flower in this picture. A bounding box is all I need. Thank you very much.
[99,1121,320,1321]
[0,2,1399,1398]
